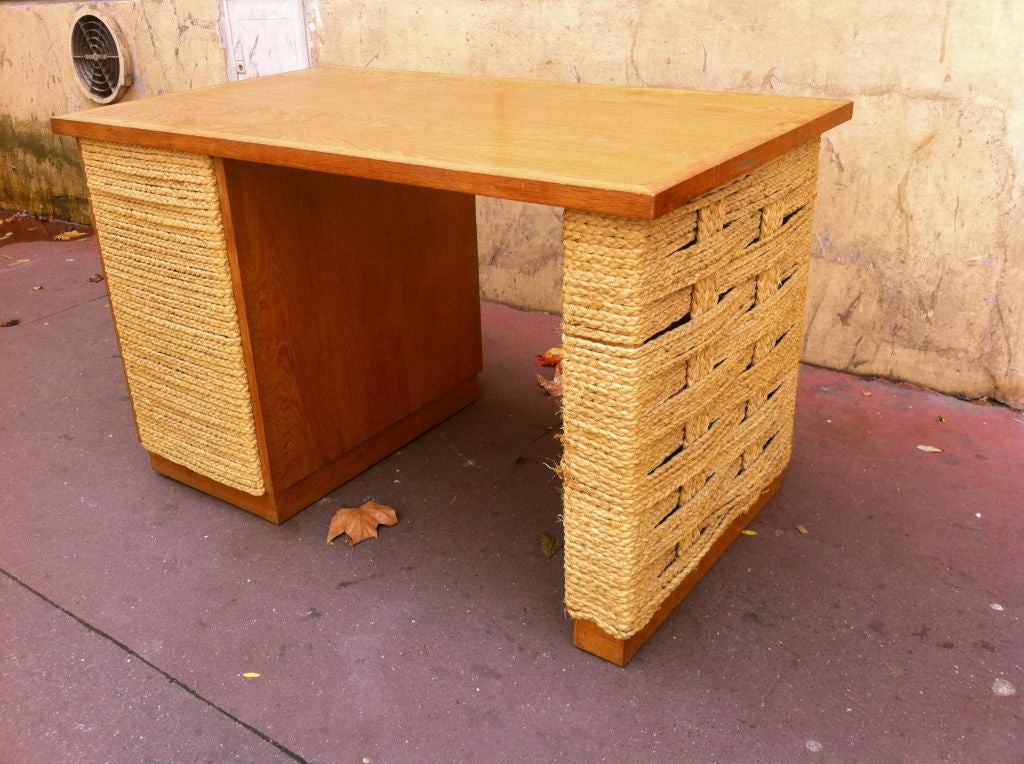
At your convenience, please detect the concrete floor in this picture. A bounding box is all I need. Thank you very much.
[1,225,1021,763]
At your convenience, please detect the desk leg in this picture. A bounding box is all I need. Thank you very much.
[560,140,820,665]
[80,140,267,499]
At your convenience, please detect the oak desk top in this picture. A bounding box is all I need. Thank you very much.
[52,66,851,218]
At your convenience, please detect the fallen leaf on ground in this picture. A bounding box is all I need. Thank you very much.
[54,229,88,241]
[992,678,1016,697]
[538,531,564,560]
[1,319,19,328]
[536,367,563,397]
[0,232,12,242]
[861,390,872,397]
[535,347,565,395]
[242,672,261,678]
[795,524,808,534]
[31,285,43,291]
[741,529,758,536]
[2,254,30,267]
[535,347,565,367]
[327,501,398,546]
[88,273,105,282]
[936,414,946,422]
[916,445,943,453]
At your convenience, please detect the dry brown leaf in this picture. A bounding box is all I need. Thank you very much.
[536,364,563,396]
[1,319,20,328]
[327,500,398,546]
[741,529,758,536]
[535,347,565,367]
[916,445,943,453]
[88,273,105,283]
[795,524,808,534]
[536,347,565,396]
[55,229,88,241]
[538,531,564,560]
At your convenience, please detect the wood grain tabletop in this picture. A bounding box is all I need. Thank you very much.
[53,66,852,217]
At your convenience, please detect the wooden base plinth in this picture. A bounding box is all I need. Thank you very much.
[150,376,480,524]
[573,475,783,666]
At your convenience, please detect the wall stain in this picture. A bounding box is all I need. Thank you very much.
[837,291,862,326]
[894,131,937,262]
[0,116,89,222]
[823,137,844,172]
[939,0,952,63]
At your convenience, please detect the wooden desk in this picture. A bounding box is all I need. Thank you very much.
[53,66,851,664]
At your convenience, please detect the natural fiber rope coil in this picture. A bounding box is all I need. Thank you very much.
[561,140,820,639]
[80,140,265,495]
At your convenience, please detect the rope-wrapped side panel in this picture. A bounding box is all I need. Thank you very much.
[80,139,265,496]
[561,140,820,638]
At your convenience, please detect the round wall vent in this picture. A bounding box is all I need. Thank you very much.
[71,9,133,104]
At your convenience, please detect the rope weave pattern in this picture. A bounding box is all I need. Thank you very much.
[80,140,265,495]
[561,140,820,638]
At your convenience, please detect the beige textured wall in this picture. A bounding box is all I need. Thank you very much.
[314,1,1024,408]
[0,0,227,221]
[1,1,1021,407]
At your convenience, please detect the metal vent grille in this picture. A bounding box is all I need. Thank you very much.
[71,10,132,104]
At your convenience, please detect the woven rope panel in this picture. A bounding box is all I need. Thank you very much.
[561,139,820,638]
[80,140,265,495]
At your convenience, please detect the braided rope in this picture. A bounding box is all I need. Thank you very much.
[562,140,820,638]
[81,140,265,495]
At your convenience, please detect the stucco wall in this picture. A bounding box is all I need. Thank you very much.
[1,1,1021,408]
[313,1,1024,409]
[0,0,227,221]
